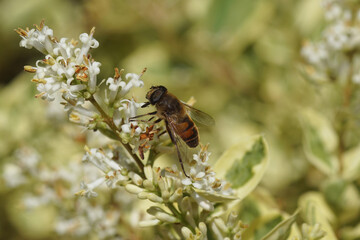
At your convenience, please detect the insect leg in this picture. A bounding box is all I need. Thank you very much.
[153,118,162,124]
[158,130,167,137]
[141,102,151,108]
[165,122,190,178]
[129,111,157,121]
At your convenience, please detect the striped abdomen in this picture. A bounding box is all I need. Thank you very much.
[174,115,199,148]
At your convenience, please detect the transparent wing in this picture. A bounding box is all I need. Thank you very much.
[165,117,190,177]
[181,101,215,126]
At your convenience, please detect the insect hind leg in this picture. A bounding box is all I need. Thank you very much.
[165,122,190,178]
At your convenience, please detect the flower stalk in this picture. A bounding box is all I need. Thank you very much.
[87,95,145,175]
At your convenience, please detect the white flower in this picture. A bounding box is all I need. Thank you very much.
[353,73,360,84]
[82,147,122,172]
[64,102,97,118]
[301,42,329,66]
[324,3,342,21]
[105,76,126,104]
[53,38,75,59]
[23,188,57,209]
[55,217,91,236]
[119,73,144,97]
[114,98,143,128]
[179,146,233,195]
[18,23,54,54]
[14,146,40,174]
[2,163,26,187]
[105,72,144,105]
[86,60,101,93]
[18,23,101,104]
[75,29,99,65]
[79,178,105,198]
[190,191,214,211]
[105,170,129,188]
[324,21,349,50]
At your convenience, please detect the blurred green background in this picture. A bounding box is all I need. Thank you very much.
[0,0,334,239]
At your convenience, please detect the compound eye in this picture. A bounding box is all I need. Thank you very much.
[151,89,163,103]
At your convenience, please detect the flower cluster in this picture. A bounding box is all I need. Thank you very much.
[16,21,239,239]
[3,146,40,188]
[1,145,145,239]
[16,20,145,133]
[55,199,122,239]
[301,0,360,84]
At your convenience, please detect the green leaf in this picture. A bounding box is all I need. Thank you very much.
[322,178,347,209]
[300,109,339,176]
[340,222,360,240]
[242,213,282,240]
[323,180,360,224]
[342,143,360,181]
[214,135,268,200]
[207,0,259,33]
[261,210,299,240]
[298,192,337,240]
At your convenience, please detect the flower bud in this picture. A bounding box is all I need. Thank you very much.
[158,177,167,192]
[147,192,163,203]
[129,172,143,186]
[138,219,161,227]
[199,222,207,236]
[161,190,170,202]
[211,221,223,239]
[234,232,242,240]
[144,165,154,182]
[137,191,148,199]
[185,211,196,229]
[214,218,228,233]
[180,196,192,213]
[181,227,193,239]
[227,211,238,229]
[155,211,178,223]
[125,184,144,194]
[169,188,183,202]
[143,179,155,191]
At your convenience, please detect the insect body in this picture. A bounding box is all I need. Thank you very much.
[134,86,214,177]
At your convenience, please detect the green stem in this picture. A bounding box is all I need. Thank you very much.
[167,203,195,233]
[88,95,145,175]
[337,51,354,173]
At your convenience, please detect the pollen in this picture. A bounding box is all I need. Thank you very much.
[90,27,96,36]
[76,74,89,82]
[24,65,36,73]
[83,55,89,65]
[114,67,124,81]
[84,145,91,154]
[69,113,80,121]
[31,78,47,84]
[75,190,86,196]
[34,19,45,31]
[15,28,28,37]
[70,39,78,46]
[43,58,55,65]
[35,92,46,98]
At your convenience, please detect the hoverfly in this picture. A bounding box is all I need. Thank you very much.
[131,86,215,177]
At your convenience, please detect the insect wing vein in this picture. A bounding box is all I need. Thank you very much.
[181,101,215,126]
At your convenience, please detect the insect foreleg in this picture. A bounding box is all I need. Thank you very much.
[129,111,157,121]
[141,102,151,108]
